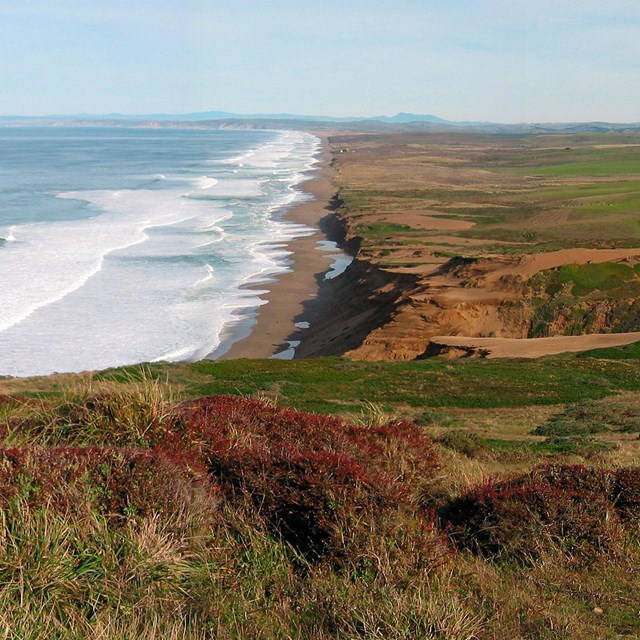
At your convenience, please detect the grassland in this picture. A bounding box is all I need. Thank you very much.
[0,343,639,638]
[3,344,640,415]
[332,132,640,258]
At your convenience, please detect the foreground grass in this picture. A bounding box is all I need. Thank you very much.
[0,345,638,638]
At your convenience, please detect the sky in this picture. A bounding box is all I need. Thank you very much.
[0,0,638,123]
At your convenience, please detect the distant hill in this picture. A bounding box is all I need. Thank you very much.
[0,110,455,124]
[0,111,638,134]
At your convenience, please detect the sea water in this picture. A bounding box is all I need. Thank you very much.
[0,127,321,376]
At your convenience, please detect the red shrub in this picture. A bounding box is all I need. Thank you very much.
[440,462,640,562]
[0,395,441,559]
[167,396,440,558]
[439,477,622,561]
[0,447,216,523]
[168,396,437,463]
[524,464,640,523]
[613,467,640,522]
[528,464,614,496]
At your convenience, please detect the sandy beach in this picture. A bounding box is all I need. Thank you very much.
[220,137,339,359]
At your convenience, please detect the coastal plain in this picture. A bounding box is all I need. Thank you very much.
[289,131,640,361]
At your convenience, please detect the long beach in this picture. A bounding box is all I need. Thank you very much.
[221,136,338,359]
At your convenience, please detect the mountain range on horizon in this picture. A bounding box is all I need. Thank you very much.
[0,111,638,133]
[1,110,470,124]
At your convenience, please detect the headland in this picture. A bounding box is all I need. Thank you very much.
[279,130,640,361]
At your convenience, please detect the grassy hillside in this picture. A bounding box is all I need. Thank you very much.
[0,343,639,638]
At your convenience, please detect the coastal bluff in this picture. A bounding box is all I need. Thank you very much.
[295,131,640,360]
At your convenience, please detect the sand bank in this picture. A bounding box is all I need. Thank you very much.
[220,138,339,359]
[429,333,640,359]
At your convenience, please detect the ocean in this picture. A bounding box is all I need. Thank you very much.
[0,127,321,377]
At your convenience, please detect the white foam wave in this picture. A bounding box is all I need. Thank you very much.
[194,176,218,190]
[0,129,323,376]
[0,188,206,333]
[188,178,263,198]
[192,263,215,287]
[0,227,16,243]
[222,131,320,170]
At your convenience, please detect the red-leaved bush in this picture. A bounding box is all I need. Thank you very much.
[166,396,440,558]
[613,467,640,521]
[439,463,640,561]
[0,446,216,523]
[525,464,640,523]
[0,394,442,561]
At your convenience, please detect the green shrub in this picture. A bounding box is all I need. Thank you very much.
[533,397,640,437]
[436,430,486,458]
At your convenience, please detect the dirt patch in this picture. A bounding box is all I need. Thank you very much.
[360,212,475,231]
[428,333,640,359]
[488,248,640,282]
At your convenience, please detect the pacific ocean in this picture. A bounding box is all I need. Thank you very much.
[0,127,320,376]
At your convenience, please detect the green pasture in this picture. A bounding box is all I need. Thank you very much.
[86,347,640,416]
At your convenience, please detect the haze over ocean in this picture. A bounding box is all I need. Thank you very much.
[0,127,320,376]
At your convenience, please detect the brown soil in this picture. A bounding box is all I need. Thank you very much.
[365,212,476,230]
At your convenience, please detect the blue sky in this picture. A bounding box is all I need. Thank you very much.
[1,0,638,122]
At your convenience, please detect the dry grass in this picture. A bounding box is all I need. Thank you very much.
[0,380,637,638]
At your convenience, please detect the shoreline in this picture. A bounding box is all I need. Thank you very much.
[218,136,340,359]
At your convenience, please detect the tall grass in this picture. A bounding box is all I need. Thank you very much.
[2,372,172,448]
[0,385,637,638]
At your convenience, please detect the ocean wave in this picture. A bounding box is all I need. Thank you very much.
[0,188,204,333]
[221,131,319,170]
[193,176,218,190]
[0,227,16,243]
[192,263,215,288]
[0,129,322,376]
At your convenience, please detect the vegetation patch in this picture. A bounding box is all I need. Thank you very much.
[0,446,213,522]
[528,263,640,336]
[577,339,640,359]
[551,262,637,297]
[168,395,441,560]
[439,464,640,562]
[436,430,487,458]
[534,396,640,437]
